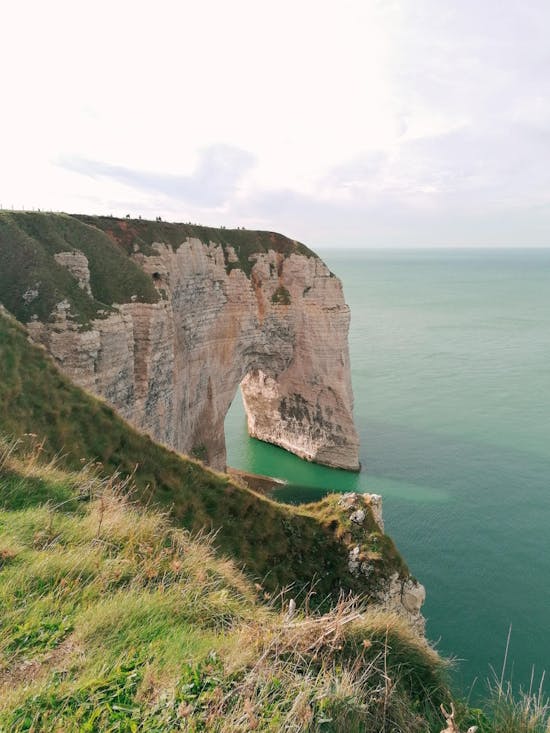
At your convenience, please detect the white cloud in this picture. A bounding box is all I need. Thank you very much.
[1,0,549,246]
[59,144,255,208]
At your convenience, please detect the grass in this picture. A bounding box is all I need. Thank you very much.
[482,679,550,732]
[271,286,292,305]
[1,442,547,731]
[455,633,550,733]
[0,211,158,327]
[0,447,449,732]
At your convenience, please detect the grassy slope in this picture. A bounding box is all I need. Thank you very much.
[2,452,540,732]
[0,212,159,327]
[0,310,406,600]
[0,449,448,732]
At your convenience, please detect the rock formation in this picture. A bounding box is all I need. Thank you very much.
[338,492,426,632]
[53,251,93,296]
[20,217,360,471]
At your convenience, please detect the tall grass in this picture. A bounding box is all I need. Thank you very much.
[454,630,550,733]
[0,445,448,731]
[2,437,547,731]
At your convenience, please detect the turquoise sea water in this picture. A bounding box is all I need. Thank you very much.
[224,248,550,697]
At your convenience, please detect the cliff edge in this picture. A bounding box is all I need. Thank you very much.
[0,212,359,471]
[0,306,419,622]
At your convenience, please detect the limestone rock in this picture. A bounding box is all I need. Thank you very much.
[338,492,384,532]
[366,494,384,532]
[401,578,426,614]
[338,492,426,633]
[379,573,426,634]
[350,509,366,525]
[54,250,93,296]
[26,236,360,471]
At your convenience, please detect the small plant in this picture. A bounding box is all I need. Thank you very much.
[191,444,208,462]
[271,286,291,305]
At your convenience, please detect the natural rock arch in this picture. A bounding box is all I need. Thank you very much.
[26,229,360,472]
[150,238,360,471]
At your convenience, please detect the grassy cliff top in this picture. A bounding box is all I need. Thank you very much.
[0,211,317,328]
[0,212,159,327]
[72,214,317,276]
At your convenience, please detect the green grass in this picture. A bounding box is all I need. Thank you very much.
[0,449,546,731]
[71,214,317,278]
[0,451,449,732]
[0,212,159,327]
[271,286,292,305]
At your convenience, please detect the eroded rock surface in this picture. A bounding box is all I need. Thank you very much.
[27,232,359,471]
[54,250,93,296]
[338,492,426,632]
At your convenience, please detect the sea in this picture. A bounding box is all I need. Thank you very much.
[224,248,550,699]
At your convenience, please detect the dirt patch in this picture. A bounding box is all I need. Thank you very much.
[0,634,82,695]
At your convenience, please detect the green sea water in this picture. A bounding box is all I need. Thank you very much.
[224,248,550,696]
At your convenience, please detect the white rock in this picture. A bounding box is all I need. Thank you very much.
[54,251,93,297]
[350,509,366,524]
[28,237,360,471]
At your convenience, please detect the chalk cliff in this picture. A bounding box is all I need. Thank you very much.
[338,493,426,633]
[3,214,359,471]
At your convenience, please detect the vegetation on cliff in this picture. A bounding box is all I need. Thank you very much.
[271,285,292,305]
[0,442,449,731]
[0,212,159,327]
[72,214,317,277]
[1,439,547,732]
[0,211,317,328]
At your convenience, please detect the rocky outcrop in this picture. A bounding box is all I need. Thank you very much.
[380,572,426,634]
[25,222,360,471]
[53,250,92,296]
[338,492,426,632]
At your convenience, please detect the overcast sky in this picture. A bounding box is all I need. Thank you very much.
[2,0,549,247]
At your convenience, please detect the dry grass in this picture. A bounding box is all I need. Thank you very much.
[0,445,450,731]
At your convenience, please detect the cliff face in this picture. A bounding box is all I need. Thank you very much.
[338,493,426,633]
[5,214,359,471]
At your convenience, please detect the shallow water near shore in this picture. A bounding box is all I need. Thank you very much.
[225,248,550,697]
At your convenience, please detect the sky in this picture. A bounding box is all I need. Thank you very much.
[1,0,549,248]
